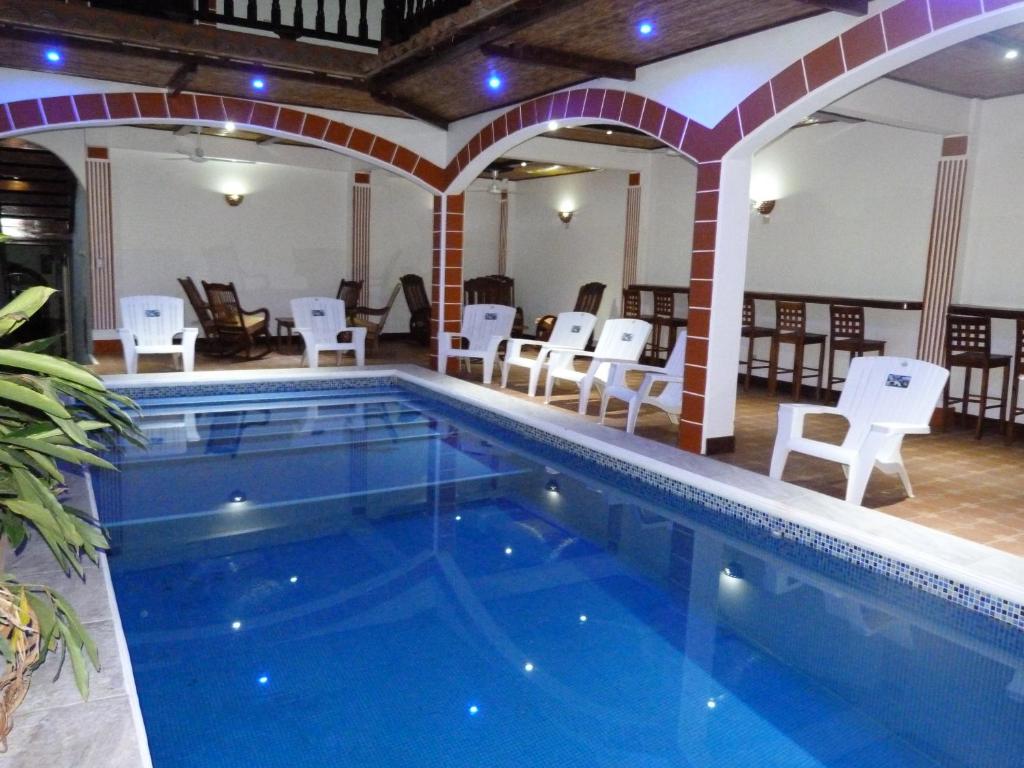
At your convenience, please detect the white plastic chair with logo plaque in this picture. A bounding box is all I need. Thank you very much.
[438,304,516,384]
[543,318,652,415]
[769,356,949,506]
[599,332,687,433]
[501,311,598,396]
[291,297,366,368]
[118,295,198,374]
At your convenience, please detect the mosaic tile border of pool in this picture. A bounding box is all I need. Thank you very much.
[107,374,1024,632]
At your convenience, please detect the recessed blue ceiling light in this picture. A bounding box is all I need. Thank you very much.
[487,74,503,91]
[45,50,62,64]
[251,77,266,91]
[638,21,654,37]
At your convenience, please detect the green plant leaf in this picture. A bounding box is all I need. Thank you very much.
[0,380,70,419]
[0,287,56,337]
[0,350,105,392]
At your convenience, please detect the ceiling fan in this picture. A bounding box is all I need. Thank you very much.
[168,128,255,165]
[469,169,515,195]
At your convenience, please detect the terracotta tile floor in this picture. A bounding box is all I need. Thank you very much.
[91,339,1024,556]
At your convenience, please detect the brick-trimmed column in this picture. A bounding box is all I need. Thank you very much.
[622,172,641,288]
[431,194,464,373]
[917,135,968,365]
[678,162,720,453]
[351,171,371,289]
[85,146,116,331]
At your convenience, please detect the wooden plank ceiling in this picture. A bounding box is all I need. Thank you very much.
[0,0,845,125]
[888,25,1024,100]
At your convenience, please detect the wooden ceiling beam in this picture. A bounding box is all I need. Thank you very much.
[0,25,371,93]
[166,62,198,96]
[370,0,592,88]
[0,0,373,79]
[480,43,635,81]
[797,0,868,15]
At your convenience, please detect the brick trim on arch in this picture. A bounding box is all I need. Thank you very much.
[0,91,447,191]
[444,87,732,184]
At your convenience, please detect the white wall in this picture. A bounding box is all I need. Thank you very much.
[367,172,433,333]
[506,170,629,332]
[959,94,1024,309]
[110,149,351,327]
[463,182,502,279]
[745,120,942,383]
[641,156,697,287]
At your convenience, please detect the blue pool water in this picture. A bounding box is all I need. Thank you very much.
[95,385,1024,768]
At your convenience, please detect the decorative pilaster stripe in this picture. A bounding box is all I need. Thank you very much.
[622,173,641,288]
[916,136,968,365]
[497,190,509,276]
[352,172,371,292]
[85,147,116,330]
[430,194,464,372]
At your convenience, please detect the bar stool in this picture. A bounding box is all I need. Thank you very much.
[826,304,886,401]
[739,296,772,390]
[1005,318,1023,444]
[650,288,687,362]
[622,287,643,320]
[767,301,826,401]
[943,314,1010,439]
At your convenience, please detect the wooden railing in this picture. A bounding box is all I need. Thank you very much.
[380,0,473,45]
[90,1,382,47]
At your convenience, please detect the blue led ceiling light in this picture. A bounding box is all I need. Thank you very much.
[252,77,266,91]
[45,49,63,64]
[487,74,503,91]
[638,21,654,37]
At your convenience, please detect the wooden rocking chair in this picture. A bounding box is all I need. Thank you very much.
[352,283,401,356]
[201,280,273,360]
[178,276,224,355]
[536,282,606,342]
[400,274,431,346]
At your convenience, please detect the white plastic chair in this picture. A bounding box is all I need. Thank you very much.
[600,332,687,433]
[544,318,652,415]
[118,296,198,374]
[438,304,516,384]
[291,297,366,368]
[769,356,949,506]
[500,311,597,396]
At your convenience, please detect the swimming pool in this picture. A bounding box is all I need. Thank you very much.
[94,379,1024,768]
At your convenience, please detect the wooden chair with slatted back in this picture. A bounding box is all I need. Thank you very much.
[1007,318,1024,444]
[740,296,773,390]
[767,301,827,401]
[650,288,687,362]
[943,314,1010,438]
[826,304,886,401]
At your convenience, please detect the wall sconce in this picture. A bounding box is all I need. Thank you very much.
[751,199,776,219]
[224,193,245,207]
[557,210,574,226]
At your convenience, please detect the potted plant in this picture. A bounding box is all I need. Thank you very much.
[0,285,140,747]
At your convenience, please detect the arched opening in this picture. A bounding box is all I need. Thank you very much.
[0,137,86,360]
[695,3,1024,529]
[5,101,443,371]
[444,109,701,423]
